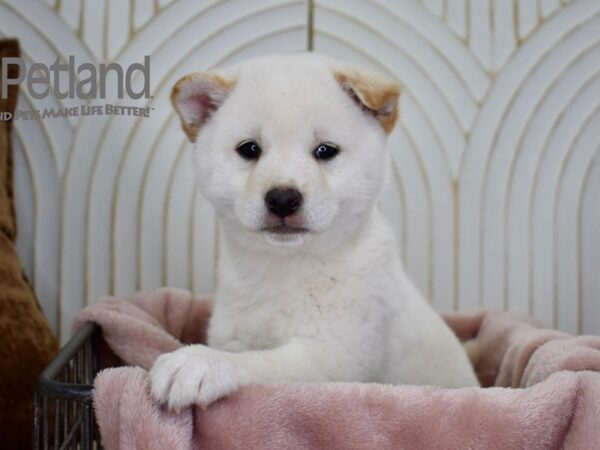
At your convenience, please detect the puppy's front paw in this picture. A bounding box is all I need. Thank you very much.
[149,345,240,410]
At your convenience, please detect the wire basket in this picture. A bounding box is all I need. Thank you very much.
[33,322,101,450]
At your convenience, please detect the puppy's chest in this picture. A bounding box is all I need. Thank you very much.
[208,269,341,351]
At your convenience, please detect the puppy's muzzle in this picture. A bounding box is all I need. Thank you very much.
[265,187,303,218]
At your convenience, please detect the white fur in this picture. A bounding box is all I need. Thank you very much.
[150,54,478,410]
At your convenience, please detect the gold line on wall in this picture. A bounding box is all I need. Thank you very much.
[307,0,314,50]
[136,113,176,290]
[162,139,188,287]
[100,2,306,300]
[4,0,599,339]
[508,48,600,315]
[577,148,600,333]
[528,75,600,325]
[315,23,460,179]
[364,0,486,123]
[551,102,600,331]
[467,7,600,314]
[313,28,447,304]
[390,158,408,262]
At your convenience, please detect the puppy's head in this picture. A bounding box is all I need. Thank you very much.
[172,54,400,252]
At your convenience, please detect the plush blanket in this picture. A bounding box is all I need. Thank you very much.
[75,288,600,450]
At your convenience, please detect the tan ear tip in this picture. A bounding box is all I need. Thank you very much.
[386,83,401,100]
[170,74,197,142]
[170,85,180,110]
[182,124,198,143]
[170,74,194,107]
[170,84,184,113]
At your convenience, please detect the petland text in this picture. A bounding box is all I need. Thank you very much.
[1,56,150,100]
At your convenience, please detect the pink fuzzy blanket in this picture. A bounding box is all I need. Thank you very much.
[75,288,600,450]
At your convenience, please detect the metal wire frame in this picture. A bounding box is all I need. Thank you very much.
[33,322,100,450]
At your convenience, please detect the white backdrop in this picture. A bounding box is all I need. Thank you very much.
[1,0,598,342]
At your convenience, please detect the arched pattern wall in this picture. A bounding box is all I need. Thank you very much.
[314,0,600,334]
[1,0,598,342]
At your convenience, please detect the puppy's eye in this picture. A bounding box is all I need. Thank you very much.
[236,141,261,160]
[313,143,339,161]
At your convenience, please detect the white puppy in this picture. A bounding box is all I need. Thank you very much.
[150,53,479,410]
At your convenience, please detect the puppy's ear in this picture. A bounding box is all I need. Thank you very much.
[333,69,400,134]
[171,72,235,142]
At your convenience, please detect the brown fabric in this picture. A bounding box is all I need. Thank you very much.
[0,39,58,449]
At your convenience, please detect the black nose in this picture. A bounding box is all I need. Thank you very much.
[265,188,303,218]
